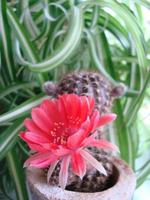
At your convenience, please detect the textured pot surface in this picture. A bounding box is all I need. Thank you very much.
[27,157,136,200]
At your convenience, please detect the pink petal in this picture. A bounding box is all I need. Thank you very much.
[71,152,86,179]
[80,117,91,137]
[98,114,117,127]
[20,132,55,151]
[57,98,67,123]
[30,158,56,168]
[20,132,37,146]
[90,110,101,131]
[54,146,72,157]
[67,118,91,149]
[24,118,46,135]
[82,138,119,152]
[60,94,81,125]
[59,94,72,117]
[88,96,95,115]
[24,152,58,168]
[67,129,85,149]
[42,143,58,151]
[40,99,60,123]
[31,108,53,133]
[47,160,59,183]
[27,142,47,152]
[67,94,81,119]
[20,131,50,144]
[59,156,71,189]
[80,150,107,176]
[80,96,89,122]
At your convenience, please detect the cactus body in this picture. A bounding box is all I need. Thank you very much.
[44,71,122,115]
[43,71,123,192]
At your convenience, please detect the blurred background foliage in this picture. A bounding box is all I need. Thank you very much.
[0,0,150,199]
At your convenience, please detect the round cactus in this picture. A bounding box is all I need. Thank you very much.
[43,71,124,192]
[44,71,125,115]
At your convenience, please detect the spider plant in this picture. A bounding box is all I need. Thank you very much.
[0,0,150,199]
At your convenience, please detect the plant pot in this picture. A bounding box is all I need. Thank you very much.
[27,157,136,200]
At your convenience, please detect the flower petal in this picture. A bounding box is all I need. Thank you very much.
[90,110,101,131]
[53,146,72,157]
[60,94,81,125]
[67,118,91,149]
[40,99,60,123]
[59,94,72,117]
[67,94,81,119]
[98,114,117,127]
[82,138,119,152]
[31,108,53,133]
[20,131,50,144]
[71,152,86,179]
[47,160,59,183]
[24,152,58,168]
[24,118,46,135]
[67,129,85,149]
[42,143,58,151]
[57,98,67,123]
[80,96,90,122]
[20,132,57,151]
[20,132,44,152]
[27,142,47,152]
[80,150,107,176]
[88,96,95,115]
[59,156,71,189]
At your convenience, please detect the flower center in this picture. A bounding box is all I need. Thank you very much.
[49,117,81,145]
[50,122,69,145]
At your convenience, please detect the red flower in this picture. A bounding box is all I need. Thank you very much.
[20,94,118,189]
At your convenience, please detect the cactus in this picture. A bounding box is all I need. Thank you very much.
[44,71,125,115]
[44,150,114,192]
[43,71,124,192]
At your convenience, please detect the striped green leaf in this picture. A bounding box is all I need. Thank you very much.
[0,0,15,83]
[0,119,23,160]
[137,160,150,188]
[85,29,117,85]
[28,6,83,72]
[85,10,129,49]
[0,95,48,123]
[97,31,131,163]
[80,0,147,69]
[125,71,150,126]
[0,82,38,99]
[7,5,44,84]
[7,6,38,63]
[6,148,29,200]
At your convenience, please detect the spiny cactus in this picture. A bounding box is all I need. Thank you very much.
[45,151,114,192]
[43,71,124,192]
[44,71,125,115]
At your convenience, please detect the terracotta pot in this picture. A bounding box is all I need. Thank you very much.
[27,157,136,200]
